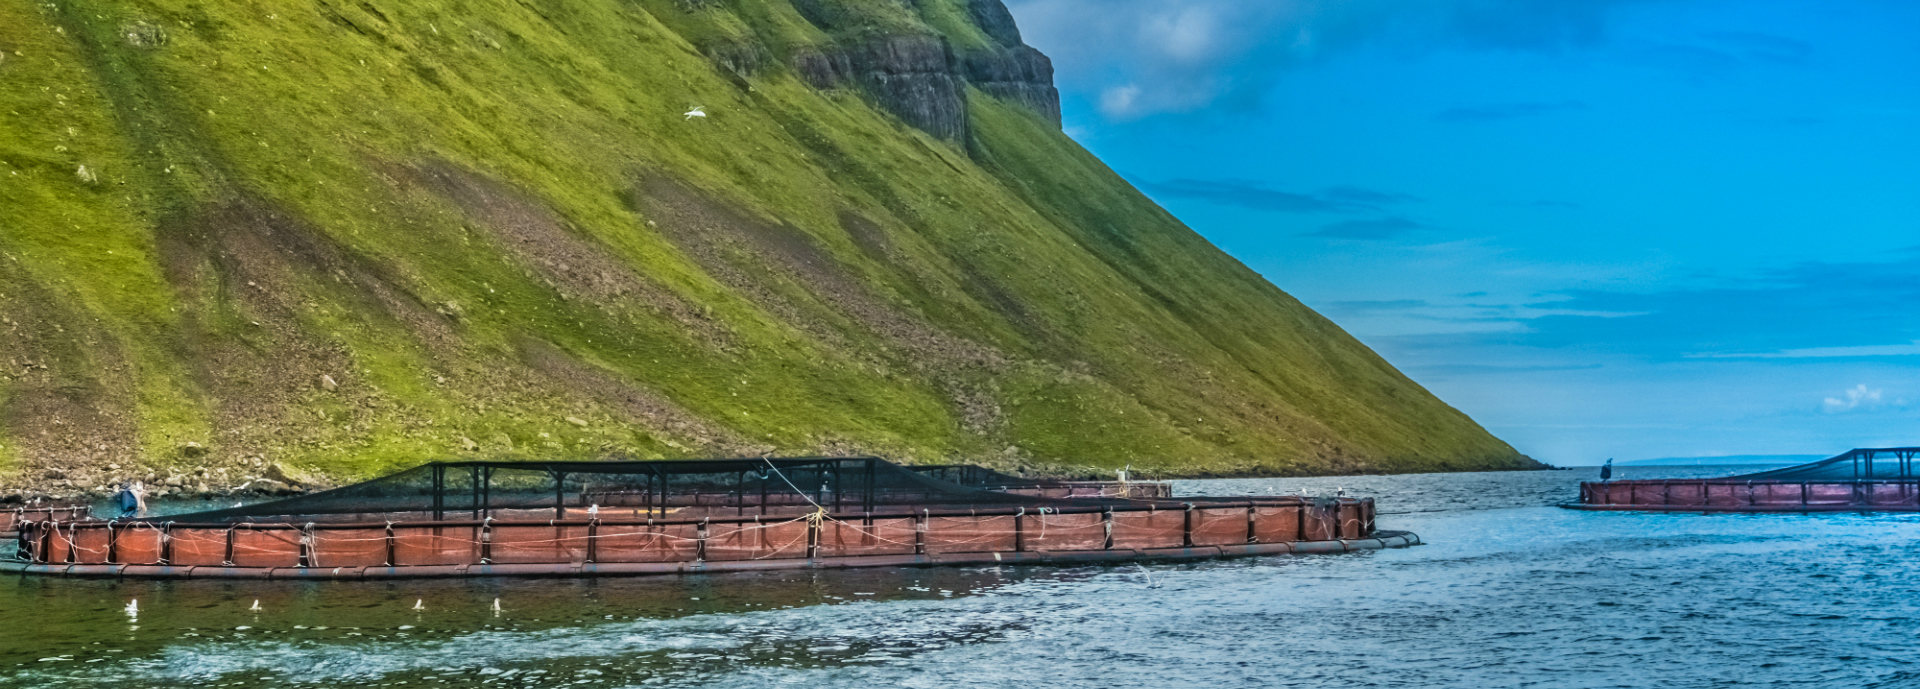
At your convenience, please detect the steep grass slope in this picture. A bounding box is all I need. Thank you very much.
[0,0,1535,491]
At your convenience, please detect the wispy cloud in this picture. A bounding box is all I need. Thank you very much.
[1822,384,1883,413]
[1434,100,1584,123]
[1137,178,1415,215]
[1383,253,1920,361]
[1009,0,1675,119]
[1691,342,1920,359]
[1325,299,1430,313]
[1305,217,1426,240]
[1701,30,1814,65]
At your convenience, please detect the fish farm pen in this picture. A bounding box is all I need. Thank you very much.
[1572,447,1920,512]
[3,457,1415,579]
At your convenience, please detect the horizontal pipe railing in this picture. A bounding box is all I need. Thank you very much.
[10,498,1376,569]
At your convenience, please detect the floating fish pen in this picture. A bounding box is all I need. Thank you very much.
[2,457,1414,579]
[1572,447,1920,512]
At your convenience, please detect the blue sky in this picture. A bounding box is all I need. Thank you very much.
[1004,0,1920,464]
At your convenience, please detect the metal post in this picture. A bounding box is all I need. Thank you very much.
[471,465,482,519]
[224,527,237,567]
[1013,508,1025,552]
[804,514,817,560]
[106,522,118,564]
[915,509,927,555]
[554,471,567,520]
[160,522,173,566]
[432,464,444,522]
[1184,503,1195,547]
[586,518,598,563]
[1103,507,1114,550]
[385,523,397,566]
[865,458,876,513]
[1245,502,1256,543]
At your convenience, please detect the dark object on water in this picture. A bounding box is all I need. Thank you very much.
[2,457,1412,580]
[1600,459,1613,482]
[1571,447,1920,512]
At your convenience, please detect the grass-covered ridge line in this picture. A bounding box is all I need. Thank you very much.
[0,0,1535,493]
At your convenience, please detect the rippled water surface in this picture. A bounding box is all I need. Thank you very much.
[11,465,1920,688]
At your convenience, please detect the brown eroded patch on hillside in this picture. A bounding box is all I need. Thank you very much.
[385,159,735,351]
[633,175,1011,437]
[0,258,139,487]
[153,198,451,465]
[513,336,768,456]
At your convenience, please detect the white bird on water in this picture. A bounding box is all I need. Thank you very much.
[492,597,502,616]
[124,599,139,619]
[1135,564,1163,589]
[413,599,425,611]
[684,106,707,120]
[249,599,262,612]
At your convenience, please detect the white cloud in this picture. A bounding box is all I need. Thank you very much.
[1099,85,1143,118]
[1145,7,1221,63]
[1690,342,1920,359]
[1007,0,1661,119]
[1823,384,1883,413]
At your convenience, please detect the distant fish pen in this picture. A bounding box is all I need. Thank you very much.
[3,457,1414,579]
[1572,447,1920,512]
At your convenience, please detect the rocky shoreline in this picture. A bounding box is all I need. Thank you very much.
[2,447,319,506]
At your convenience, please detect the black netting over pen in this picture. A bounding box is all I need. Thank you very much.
[148,457,1172,524]
[904,464,1036,487]
[1725,448,1920,482]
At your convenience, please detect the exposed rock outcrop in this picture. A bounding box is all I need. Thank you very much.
[794,36,972,141]
[785,0,1060,141]
[961,45,1060,126]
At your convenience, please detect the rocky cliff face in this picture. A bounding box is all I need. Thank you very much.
[786,0,1060,141]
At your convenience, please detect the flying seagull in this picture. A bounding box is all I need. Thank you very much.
[684,106,707,120]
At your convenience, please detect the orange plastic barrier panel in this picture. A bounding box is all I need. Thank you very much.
[1301,507,1334,541]
[1111,510,1184,549]
[392,526,479,566]
[926,515,1015,553]
[1808,484,1852,505]
[71,527,111,564]
[169,528,230,566]
[594,523,700,563]
[820,518,915,557]
[113,525,164,565]
[42,526,75,563]
[1252,506,1301,544]
[488,525,586,564]
[1030,512,1105,552]
[1869,484,1918,506]
[314,527,391,567]
[1338,504,1362,539]
[231,528,301,568]
[1191,508,1248,547]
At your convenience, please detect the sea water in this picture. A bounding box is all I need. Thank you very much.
[6,465,1918,688]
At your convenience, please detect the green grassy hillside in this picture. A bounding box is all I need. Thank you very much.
[0,0,1535,492]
